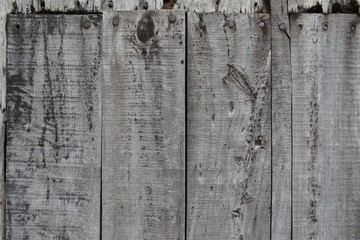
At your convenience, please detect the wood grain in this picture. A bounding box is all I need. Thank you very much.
[270,0,292,239]
[102,10,185,240]
[6,14,102,239]
[187,12,271,240]
[291,14,360,239]
[288,0,360,13]
[0,2,13,239]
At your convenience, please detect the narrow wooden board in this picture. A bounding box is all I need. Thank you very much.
[187,13,271,239]
[0,2,13,238]
[102,11,185,240]
[6,14,102,239]
[270,0,292,239]
[289,0,360,13]
[175,0,269,13]
[291,14,360,239]
[12,0,102,13]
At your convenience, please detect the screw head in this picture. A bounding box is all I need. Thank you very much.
[168,14,176,23]
[143,2,149,9]
[259,21,265,28]
[228,20,235,28]
[279,23,286,30]
[49,21,55,28]
[84,20,91,29]
[142,17,149,24]
[112,17,119,26]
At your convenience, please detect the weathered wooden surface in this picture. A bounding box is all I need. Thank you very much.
[11,0,268,12]
[291,14,360,239]
[289,0,360,13]
[6,14,102,239]
[271,0,292,239]
[0,2,12,239]
[102,10,185,240]
[187,13,271,239]
[175,0,269,13]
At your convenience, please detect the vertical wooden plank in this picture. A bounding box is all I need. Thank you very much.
[291,14,360,239]
[270,0,292,239]
[187,13,271,239]
[0,2,13,239]
[102,10,185,240]
[6,14,102,239]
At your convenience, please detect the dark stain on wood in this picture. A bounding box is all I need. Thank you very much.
[137,14,155,44]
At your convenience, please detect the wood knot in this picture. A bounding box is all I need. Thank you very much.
[137,15,155,43]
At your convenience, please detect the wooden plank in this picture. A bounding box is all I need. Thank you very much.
[6,14,102,239]
[12,0,102,13]
[270,0,292,239]
[291,14,360,239]
[175,0,269,13]
[102,0,163,11]
[102,10,185,240]
[288,0,360,13]
[187,12,271,239]
[0,2,13,239]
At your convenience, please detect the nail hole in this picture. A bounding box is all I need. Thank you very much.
[142,49,147,56]
[15,23,20,29]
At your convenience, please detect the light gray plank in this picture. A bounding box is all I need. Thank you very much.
[102,10,185,240]
[0,2,13,239]
[12,0,102,13]
[291,14,360,239]
[270,0,292,239]
[6,14,102,240]
[102,0,163,11]
[175,0,269,13]
[187,13,271,240]
[289,0,360,13]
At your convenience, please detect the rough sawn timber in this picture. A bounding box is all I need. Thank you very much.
[270,0,292,239]
[6,14,102,239]
[291,14,360,239]
[187,12,271,240]
[102,10,186,240]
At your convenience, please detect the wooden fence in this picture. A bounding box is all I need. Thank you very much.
[0,0,359,239]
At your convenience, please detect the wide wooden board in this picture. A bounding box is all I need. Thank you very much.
[102,10,185,240]
[6,14,102,239]
[187,12,271,240]
[291,14,360,239]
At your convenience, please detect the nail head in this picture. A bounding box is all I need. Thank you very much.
[168,14,176,23]
[259,21,265,28]
[228,20,235,29]
[84,21,91,29]
[142,17,149,24]
[279,23,286,30]
[112,17,119,26]
[322,23,328,30]
[49,21,55,28]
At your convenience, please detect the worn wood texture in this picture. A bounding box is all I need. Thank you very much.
[175,0,269,13]
[289,0,360,13]
[6,14,102,239]
[291,14,360,239]
[270,0,292,239]
[187,13,271,239]
[1,2,13,239]
[11,0,268,12]
[102,10,185,240]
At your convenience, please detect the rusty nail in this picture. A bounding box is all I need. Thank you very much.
[84,21,91,29]
[168,14,176,23]
[49,21,55,28]
[143,2,149,10]
[142,17,149,24]
[279,23,286,30]
[322,23,328,30]
[228,20,235,28]
[259,21,265,28]
[112,17,119,26]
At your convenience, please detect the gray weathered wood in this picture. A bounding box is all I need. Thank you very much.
[289,0,360,13]
[175,0,268,13]
[6,14,102,239]
[291,14,360,239]
[271,0,292,239]
[187,12,271,239]
[11,0,102,13]
[102,10,185,240]
[0,2,13,239]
